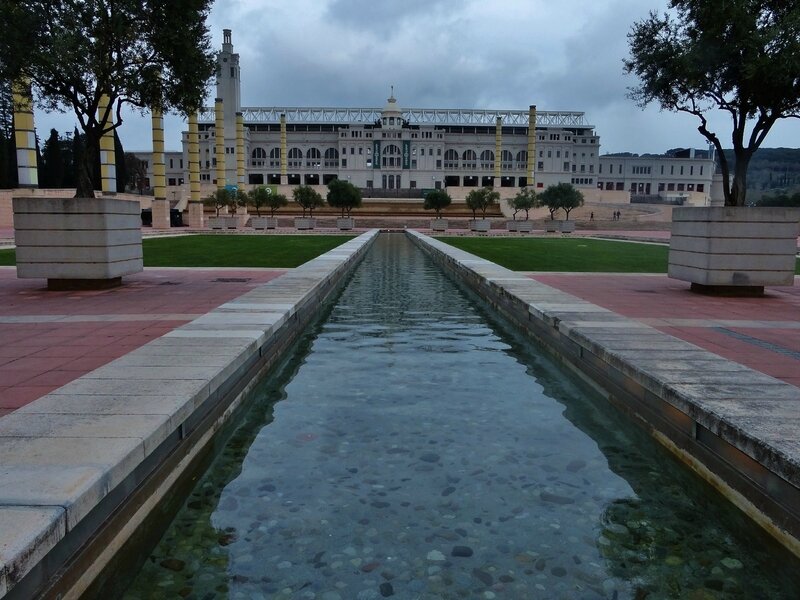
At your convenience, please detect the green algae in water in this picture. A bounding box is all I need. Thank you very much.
[123,235,800,600]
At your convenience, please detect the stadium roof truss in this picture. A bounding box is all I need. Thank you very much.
[198,107,592,128]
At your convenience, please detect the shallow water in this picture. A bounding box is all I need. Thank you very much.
[124,234,800,599]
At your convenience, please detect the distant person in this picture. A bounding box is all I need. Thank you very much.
[590,212,594,220]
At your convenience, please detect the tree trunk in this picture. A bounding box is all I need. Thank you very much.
[730,151,751,207]
[75,130,98,198]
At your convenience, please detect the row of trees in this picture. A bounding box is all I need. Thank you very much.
[204,179,364,218]
[423,185,585,221]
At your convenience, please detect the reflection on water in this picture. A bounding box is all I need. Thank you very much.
[124,235,800,599]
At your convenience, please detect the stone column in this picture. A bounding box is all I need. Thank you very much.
[494,116,502,188]
[215,98,226,190]
[527,105,537,188]
[236,111,247,217]
[151,110,169,228]
[280,113,288,185]
[12,79,38,188]
[98,95,116,194]
[187,112,204,228]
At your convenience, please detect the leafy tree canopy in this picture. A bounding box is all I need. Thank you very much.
[293,185,324,217]
[203,188,242,217]
[624,1,800,207]
[326,178,362,217]
[510,188,538,220]
[465,186,500,219]
[0,0,216,198]
[248,186,288,217]
[539,183,584,220]
[423,189,452,218]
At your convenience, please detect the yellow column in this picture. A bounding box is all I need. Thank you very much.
[494,116,502,186]
[98,95,116,193]
[236,112,245,187]
[215,98,225,189]
[12,79,38,188]
[151,110,169,228]
[280,113,287,185]
[187,113,204,228]
[527,105,537,188]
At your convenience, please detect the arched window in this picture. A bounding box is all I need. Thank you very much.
[288,147,303,168]
[516,150,528,170]
[306,147,321,168]
[251,147,267,167]
[444,149,458,170]
[462,149,477,169]
[324,147,339,168]
[480,150,494,170]
[269,147,281,167]
[501,150,513,170]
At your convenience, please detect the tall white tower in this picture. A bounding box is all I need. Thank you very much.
[216,29,241,184]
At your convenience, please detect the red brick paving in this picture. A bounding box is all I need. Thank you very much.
[529,273,800,387]
[0,268,284,413]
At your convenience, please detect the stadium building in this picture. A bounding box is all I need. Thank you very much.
[146,29,716,207]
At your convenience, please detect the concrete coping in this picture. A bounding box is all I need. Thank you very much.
[0,230,379,597]
[407,229,800,489]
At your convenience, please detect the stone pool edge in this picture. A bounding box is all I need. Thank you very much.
[408,230,800,558]
[0,229,379,599]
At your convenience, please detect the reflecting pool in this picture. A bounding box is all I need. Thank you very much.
[124,234,800,599]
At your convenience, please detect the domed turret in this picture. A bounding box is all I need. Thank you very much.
[381,86,402,129]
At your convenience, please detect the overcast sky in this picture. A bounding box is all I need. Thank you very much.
[34,0,800,154]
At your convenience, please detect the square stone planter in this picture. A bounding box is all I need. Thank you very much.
[545,221,559,233]
[295,217,316,230]
[430,219,448,232]
[517,220,534,233]
[13,196,143,289]
[251,216,278,230]
[336,217,355,230]
[469,219,491,232]
[506,220,519,232]
[208,216,238,230]
[560,220,576,233]
[668,206,800,294]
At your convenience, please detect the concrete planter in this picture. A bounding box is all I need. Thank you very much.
[545,221,559,233]
[668,206,800,293]
[560,220,576,233]
[295,217,316,230]
[208,216,238,230]
[13,196,143,289]
[336,217,355,230]
[430,219,448,232]
[506,220,519,232]
[251,216,278,230]
[469,218,491,232]
[517,220,534,233]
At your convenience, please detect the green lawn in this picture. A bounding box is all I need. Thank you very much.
[0,235,356,269]
[439,237,800,273]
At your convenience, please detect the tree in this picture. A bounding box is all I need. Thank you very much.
[510,188,538,221]
[423,189,452,219]
[203,189,232,217]
[124,152,148,194]
[540,183,584,220]
[114,130,126,193]
[624,1,800,207]
[226,188,247,215]
[465,186,500,219]
[293,185,324,217]
[0,1,216,198]
[248,186,287,217]
[326,178,362,217]
[40,128,64,188]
